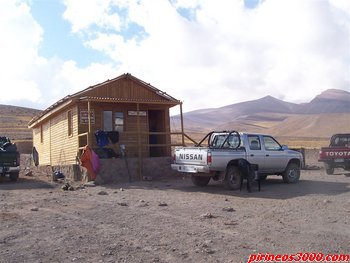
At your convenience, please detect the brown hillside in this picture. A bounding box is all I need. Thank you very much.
[270,113,350,137]
[0,104,41,140]
[297,89,350,114]
[171,89,350,147]
[217,113,350,138]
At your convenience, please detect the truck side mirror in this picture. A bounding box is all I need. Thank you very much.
[281,145,288,150]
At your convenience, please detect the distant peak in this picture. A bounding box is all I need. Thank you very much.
[314,89,350,101]
[261,95,274,99]
[258,95,282,102]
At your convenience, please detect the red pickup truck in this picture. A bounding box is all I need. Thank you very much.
[318,134,350,174]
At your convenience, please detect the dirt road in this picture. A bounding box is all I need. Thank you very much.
[1,163,349,263]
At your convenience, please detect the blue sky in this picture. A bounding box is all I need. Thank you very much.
[31,1,108,67]
[31,0,260,66]
[0,0,349,112]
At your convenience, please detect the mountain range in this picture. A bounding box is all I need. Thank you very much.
[0,89,349,146]
[171,89,350,141]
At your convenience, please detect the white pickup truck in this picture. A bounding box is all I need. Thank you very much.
[171,131,303,189]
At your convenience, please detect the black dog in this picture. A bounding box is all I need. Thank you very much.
[238,159,261,192]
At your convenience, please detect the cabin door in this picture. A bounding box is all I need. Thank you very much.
[148,110,165,157]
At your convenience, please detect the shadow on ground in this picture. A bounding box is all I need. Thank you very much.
[0,176,55,190]
[96,173,350,200]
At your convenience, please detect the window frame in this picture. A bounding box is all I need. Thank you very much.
[68,110,73,137]
[247,135,261,150]
[262,136,282,151]
[103,110,124,132]
[40,125,43,143]
[114,111,124,132]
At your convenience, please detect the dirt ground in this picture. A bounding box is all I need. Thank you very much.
[0,152,349,263]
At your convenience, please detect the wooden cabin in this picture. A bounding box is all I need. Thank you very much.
[28,73,185,169]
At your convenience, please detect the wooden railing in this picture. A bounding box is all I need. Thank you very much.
[76,130,199,180]
[78,132,89,151]
[77,131,198,150]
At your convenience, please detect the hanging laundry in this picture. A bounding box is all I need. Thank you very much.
[80,145,97,181]
[91,149,100,173]
[107,131,119,144]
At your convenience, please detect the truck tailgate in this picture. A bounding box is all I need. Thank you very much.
[173,147,209,166]
[0,152,19,166]
[319,147,350,160]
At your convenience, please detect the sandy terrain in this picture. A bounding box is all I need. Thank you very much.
[0,153,349,263]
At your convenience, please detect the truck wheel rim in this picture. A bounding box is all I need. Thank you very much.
[289,169,297,179]
[229,174,237,184]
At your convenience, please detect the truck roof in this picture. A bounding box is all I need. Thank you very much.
[212,131,271,137]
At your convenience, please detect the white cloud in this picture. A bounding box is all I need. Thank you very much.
[62,0,123,33]
[0,0,349,113]
[61,0,349,112]
[0,0,118,109]
[0,0,44,105]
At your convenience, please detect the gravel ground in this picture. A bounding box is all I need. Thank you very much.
[0,154,349,263]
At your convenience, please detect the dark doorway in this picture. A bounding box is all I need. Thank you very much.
[148,110,165,157]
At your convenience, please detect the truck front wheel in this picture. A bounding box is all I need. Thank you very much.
[224,166,242,190]
[191,175,210,187]
[9,172,19,182]
[324,163,334,175]
[282,163,300,183]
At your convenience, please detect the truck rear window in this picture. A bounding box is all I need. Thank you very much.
[330,135,350,147]
[211,134,240,148]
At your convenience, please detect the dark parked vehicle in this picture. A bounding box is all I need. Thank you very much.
[0,137,20,181]
[318,133,350,174]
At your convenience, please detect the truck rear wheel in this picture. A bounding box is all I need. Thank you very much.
[259,175,267,181]
[324,163,334,175]
[191,175,210,187]
[282,163,300,183]
[224,166,242,190]
[9,172,19,182]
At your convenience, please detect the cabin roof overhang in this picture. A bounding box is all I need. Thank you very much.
[79,96,180,106]
[28,73,181,128]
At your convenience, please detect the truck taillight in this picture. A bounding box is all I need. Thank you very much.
[16,152,20,165]
[207,152,212,165]
[172,153,176,162]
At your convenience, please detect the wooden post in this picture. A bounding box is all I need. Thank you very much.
[87,100,91,146]
[180,102,185,146]
[137,103,142,179]
[49,119,52,165]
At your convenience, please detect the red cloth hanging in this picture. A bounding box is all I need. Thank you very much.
[80,145,97,181]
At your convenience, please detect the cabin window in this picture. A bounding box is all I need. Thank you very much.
[114,112,124,132]
[68,110,73,136]
[103,111,113,131]
[40,125,43,143]
[103,111,124,132]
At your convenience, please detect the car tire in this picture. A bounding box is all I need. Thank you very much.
[324,163,334,175]
[191,175,210,187]
[282,163,300,183]
[9,172,19,182]
[223,165,242,190]
[259,175,267,181]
